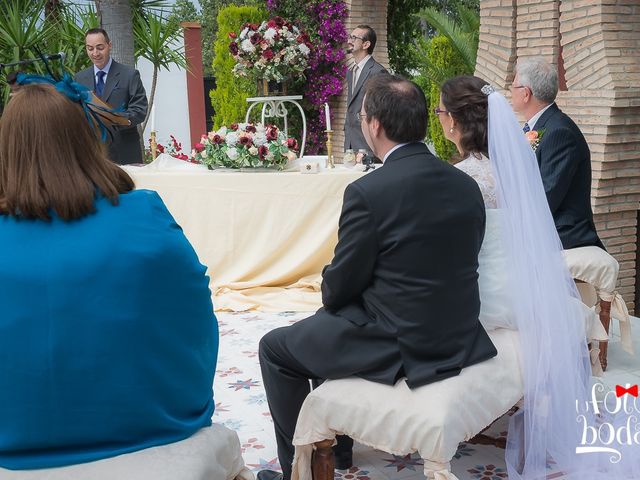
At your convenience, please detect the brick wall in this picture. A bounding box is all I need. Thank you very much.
[477,0,640,311]
[332,0,390,160]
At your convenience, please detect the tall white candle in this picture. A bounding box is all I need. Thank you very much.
[150,103,156,132]
[324,102,331,131]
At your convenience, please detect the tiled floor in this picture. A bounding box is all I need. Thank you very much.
[213,311,640,479]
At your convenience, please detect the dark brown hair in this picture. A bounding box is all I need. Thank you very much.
[440,75,489,160]
[85,28,110,43]
[356,25,377,55]
[0,83,134,221]
[363,73,427,143]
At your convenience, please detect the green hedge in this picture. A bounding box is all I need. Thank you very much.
[210,5,266,130]
[426,35,468,162]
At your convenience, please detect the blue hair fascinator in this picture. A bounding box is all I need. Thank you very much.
[15,73,130,142]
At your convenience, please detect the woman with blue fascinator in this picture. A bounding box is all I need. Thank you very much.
[0,78,219,470]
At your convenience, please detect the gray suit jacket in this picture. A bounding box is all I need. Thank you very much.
[344,57,387,152]
[75,60,148,165]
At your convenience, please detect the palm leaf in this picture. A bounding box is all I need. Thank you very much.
[415,6,478,72]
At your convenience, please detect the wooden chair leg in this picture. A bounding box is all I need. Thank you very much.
[598,299,611,372]
[312,439,335,480]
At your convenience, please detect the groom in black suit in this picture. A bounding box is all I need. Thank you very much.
[511,57,603,250]
[257,74,497,480]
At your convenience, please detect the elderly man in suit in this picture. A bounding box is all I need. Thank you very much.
[511,57,603,250]
[75,28,148,165]
[256,74,497,480]
[344,25,387,159]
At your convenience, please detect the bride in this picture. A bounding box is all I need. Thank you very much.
[432,75,638,479]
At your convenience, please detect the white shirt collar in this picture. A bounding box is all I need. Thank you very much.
[355,55,371,72]
[382,143,410,163]
[526,103,553,131]
[93,57,113,78]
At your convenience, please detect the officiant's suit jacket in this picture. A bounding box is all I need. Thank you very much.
[75,60,148,165]
[286,142,497,389]
[534,103,604,250]
[344,57,387,152]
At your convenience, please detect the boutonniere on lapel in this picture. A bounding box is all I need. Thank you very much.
[525,129,545,151]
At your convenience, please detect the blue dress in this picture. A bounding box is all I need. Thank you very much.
[0,190,218,470]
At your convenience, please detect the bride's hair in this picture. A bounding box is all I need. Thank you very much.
[440,76,489,160]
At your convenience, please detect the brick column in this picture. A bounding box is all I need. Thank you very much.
[181,22,207,149]
[475,0,517,89]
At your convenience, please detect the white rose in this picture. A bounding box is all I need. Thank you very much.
[241,39,255,53]
[216,126,227,137]
[253,133,267,146]
[249,146,258,156]
[240,28,249,39]
[298,43,310,56]
[225,132,239,146]
[226,147,239,160]
[264,27,277,40]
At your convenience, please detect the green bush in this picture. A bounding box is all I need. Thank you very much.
[426,35,468,162]
[210,5,266,130]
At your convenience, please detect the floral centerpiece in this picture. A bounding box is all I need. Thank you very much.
[229,16,312,83]
[192,122,298,170]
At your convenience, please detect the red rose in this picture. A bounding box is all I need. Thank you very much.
[286,138,298,150]
[156,144,165,153]
[230,123,239,131]
[273,16,285,27]
[245,124,257,133]
[174,153,189,160]
[250,32,262,45]
[211,134,223,144]
[258,145,269,160]
[238,136,252,147]
[263,49,274,60]
[266,126,278,141]
[229,42,239,55]
[194,142,205,152]
[228,31,237,39]
[267,20,277,29]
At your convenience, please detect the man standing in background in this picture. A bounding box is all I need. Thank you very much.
[75,28,148,165]
[344,25,387,160]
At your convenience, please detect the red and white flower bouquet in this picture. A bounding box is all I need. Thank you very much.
[192,122,298,170]
[229,16,312,82]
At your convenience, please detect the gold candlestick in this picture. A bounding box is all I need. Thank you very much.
[325,129,335,169]
[150,130,158,160]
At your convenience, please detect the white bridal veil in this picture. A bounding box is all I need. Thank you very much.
[483,85,639,479]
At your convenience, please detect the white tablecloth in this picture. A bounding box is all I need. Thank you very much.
[124,159,364,311]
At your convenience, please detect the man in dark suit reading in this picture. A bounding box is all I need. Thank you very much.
[511,57,603,250]
[344,25,387,159]
[75,28,148,165]
[257,74,497,480]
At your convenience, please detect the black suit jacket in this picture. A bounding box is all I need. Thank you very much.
[534,103,603,249]
[344,57,387,152]
[75,60,148,165]
[287,143,497,389]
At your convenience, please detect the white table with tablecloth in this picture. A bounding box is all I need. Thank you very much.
[124,156,365,311]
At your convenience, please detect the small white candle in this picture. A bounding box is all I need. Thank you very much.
[150,103,156,132]
[324,102,331,131]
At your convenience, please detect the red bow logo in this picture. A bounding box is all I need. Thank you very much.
[615,384,639,397]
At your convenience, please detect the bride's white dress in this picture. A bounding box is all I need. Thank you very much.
[456,154,516,330]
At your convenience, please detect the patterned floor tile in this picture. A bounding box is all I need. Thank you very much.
[214,311,638,480]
